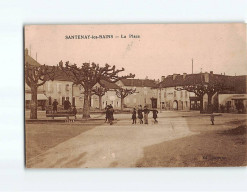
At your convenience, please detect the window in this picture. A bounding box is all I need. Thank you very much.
[65,84,70,91]
[164,92,166,98]
[62,97,65,105]
[48,83,53,92]
[57,83,61,93]
[48,96,52,105]
[174,91,176,98]
[185,91,188,98]
[181,91,183,98]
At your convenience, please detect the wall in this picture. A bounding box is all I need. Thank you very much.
[159,86,192,110]
[44,80,73,106]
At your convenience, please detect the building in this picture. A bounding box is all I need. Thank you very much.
[116,79,158,108]
[158,72,247,113]
[25,49,48,110]
[158,73,197,111]
[217,75,247,113]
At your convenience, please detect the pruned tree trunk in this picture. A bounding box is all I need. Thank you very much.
[83,90,90,118]
[199,96,204,114]
[121,98,124,111]
[207,93,213,113]
[30,86,38,119]
[99,95,102,110]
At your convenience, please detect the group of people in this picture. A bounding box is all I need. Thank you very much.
[132,105,158,125]
[104,104,158,125]
[105,104,114,125]
[52,98,77,118]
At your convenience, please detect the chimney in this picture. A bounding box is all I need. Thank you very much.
[210,71,213,74]
[173,74,178,80]
[25,48,28,56]
[183,73,187,79]
[161,76,166,81]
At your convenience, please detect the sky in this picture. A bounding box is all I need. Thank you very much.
[25,23,247,80]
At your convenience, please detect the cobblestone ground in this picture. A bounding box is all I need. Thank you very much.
[25,111,247,168]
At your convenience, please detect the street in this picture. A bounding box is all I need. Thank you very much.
[25,111,247,168]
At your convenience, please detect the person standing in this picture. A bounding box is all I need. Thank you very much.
[105,105,109,123]
[108,105,114,125]
[210,113,215,125]
[64,97,71,110]
[137,105,143,124]
[143,106,150,124]
[152,109,158,123]
[72,106,77,119]
[52,99,58,113]
[132,108,137,124]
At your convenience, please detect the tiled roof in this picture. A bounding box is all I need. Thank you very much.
[25,54,41,67]
[99,80,120,89]
[25,53,73,82]
[159,74,204,87]
[159,73,247,94]
[120,79,157,88]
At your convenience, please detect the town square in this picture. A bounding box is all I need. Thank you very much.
[25,24,247,168]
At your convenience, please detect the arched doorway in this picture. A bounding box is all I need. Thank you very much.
[173,100,178,110]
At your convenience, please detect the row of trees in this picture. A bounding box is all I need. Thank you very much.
[25,61,136,119]
[26,60,235,119]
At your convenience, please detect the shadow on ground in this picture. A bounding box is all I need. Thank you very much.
[25,123,98,167]
[136,123,247,167]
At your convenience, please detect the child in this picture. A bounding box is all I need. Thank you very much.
[132,108,137,124]
[72,106,77,119]
[137,105,143,124]
[152,109,158,123]
[210,113,215,125]
[143,106,150,124]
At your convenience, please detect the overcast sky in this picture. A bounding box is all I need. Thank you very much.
[25,23,247,80]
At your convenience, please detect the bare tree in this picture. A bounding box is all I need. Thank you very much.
[175,74,233,113]
[91,86,108,110]
[59,61,135,118]
[115,88,136,110]
[25,63,55,119]
[175,84,206,113]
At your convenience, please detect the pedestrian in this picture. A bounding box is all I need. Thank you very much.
[105,105,109,123]
[52,99,58,113]
[64,97,71,110]
[132,108,137,124]
[152,109,158,123]
[137,105,143,124]
[108,105,114,125]
[72,106,77,119]
[143,106,150,124]
[210,113,215,125]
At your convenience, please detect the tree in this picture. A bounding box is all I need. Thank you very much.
[175,83,206,113]
[115,88,136,110]
[59,61,135,118]
[175,73,233,113]
[91,85,108,110]
[25,63,55,119]
[204,76,228,112]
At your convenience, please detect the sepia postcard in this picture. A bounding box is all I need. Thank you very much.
[25,24,247,168]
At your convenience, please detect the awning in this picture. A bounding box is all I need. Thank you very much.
[232,97,247,100]
[25,93,48,101]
